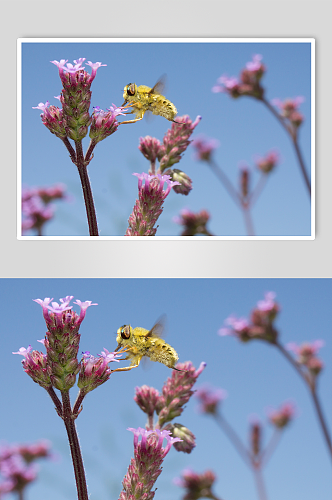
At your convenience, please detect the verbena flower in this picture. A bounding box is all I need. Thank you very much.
[139,136,162,165]
[195,384,228,415]
[134,385,160,418]
[32,101,67,138]
[286,340,324,375]
[89,105,127,143]
[125,173,180,236]
[164,423,196,453]
[239,164,250,199]
[22,184,68,236]
[219,292,279,343]
[156,361,206,427]
[164,168,193,195]
[30,296,97,391]
[255,150,279,174]
[173,208,212,236]
[266,401,296,429]
[192,135,220,162]
[158,115,202,172]
[119,428,181,500]
[12,345,51,389]
[249,418,262,457]
[271,96,305,128]
[78,348,122,393]
[174,468,217,500]
[213,54,265,99]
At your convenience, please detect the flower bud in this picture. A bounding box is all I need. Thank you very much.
[164,423,196,453]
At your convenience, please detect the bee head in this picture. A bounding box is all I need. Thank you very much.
[124,83,137,98]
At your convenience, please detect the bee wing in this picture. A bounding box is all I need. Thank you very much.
[149,74,167,95]
[145,314,167,339]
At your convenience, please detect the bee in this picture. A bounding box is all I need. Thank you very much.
[112,316,184,372]
[120,76,178,124]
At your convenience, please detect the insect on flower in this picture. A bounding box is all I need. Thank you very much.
[112,316,185,372]
[120,76,179,124]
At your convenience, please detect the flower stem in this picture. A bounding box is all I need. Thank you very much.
[260,428,282,467]
[75,140,99,236]
[310,387,332,457]
[214,412,252,466]
[260,97,311,197]
[242,205,255,236]
[72,389,88,418]
[275,341,332,459]
[208,159,241,207]
[253,466,268,500]
[46,386,63,417]
[61,391,89,500]
[62,137,77,164]
[249,174,268,207]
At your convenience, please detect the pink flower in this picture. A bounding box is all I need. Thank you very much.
[192,135,220,161]
[255,150,279,174]
[173,208,212,236]
[267,401,296,429]
[174,468,217,500]
[195,384,228,414]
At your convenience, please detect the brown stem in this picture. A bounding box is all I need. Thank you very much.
[275,341,332,459]
[260,97,311,197]
[72,389,88,419]
[45,386,63,417]
[84,139,98,164]
[62,137,77,164]
[61,391,89,500]
[75,140,99,236]
[310,387,332,457]
[249,174,268,207]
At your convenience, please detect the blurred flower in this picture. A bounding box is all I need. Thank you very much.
[173,208,212,236]
[22,184,68,236]
[192,135,220,162]
[164,423,196,454]
[267,401,296,429]
[271,96,305,128]
[239,164,250,199]
[0,441,52,497]
[286,340,324,375]
[195,384,228,414]
[213,54,265,99]
[249,418,262,457]
[174,468,217,500]
[126,173,180,236]
[255,150,279,174]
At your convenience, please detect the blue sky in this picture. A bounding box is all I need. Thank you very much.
[1,278,331,500]
[20,40,312,237]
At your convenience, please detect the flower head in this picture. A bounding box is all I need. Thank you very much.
[174,468,217,500]
[134,385,160,417]
[286,340,324,375]
[13,346,51,389]
[255,150,279,174]
[156,361,206,427]
[173,208,212,236]
[267,401,296,429]
[125,173,180,236]
[164,423,196,453]
[77,348,122,393]
[195,384,228,414]
[89,105,127,142]
[192,135,220,162]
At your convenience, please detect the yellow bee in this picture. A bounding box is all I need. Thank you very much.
[120,76,178,124]
[112,317,184,372]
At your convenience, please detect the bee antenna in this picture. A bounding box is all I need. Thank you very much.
[172,367,187,372]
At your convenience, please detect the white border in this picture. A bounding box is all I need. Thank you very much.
[17,38,315,241]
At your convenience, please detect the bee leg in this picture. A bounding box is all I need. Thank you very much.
[119,116,144,125]
[111,354,142,373]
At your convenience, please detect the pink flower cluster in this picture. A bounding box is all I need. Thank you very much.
[192,135,220,162]
[13,296,122,394]
[267,401,296,429]
[173,208,211,236]
[174,468,217,500]
[22,184,67,235]
[271,96,305,128]
[0,441,52,497]
[195,384,228,415]
[212,54,266,99]
[255,150,279,174]
[286,340,324,375]
[219,292,280,343]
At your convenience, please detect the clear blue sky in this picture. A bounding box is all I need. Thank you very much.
[20,40,312,237]
[2,278,331,500]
